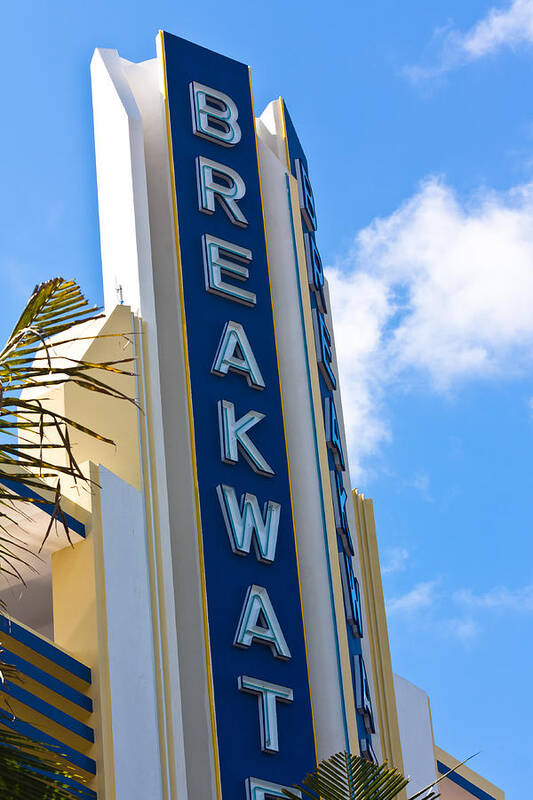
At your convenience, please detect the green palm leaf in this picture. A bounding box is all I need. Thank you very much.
[0,277,135,576]
[283,752,410,800]
[0,722,89,799]
[284,750,478,800]
[0,659,89,799]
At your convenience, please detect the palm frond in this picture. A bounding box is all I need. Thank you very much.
[284,751,480,800]
[0,660,91,798]
[283,751,409,800]
[0,721,89,799]
[0,278,136,576]
[0,279,101,369]
[406,753,479,800]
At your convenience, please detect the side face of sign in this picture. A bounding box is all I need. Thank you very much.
[160,31,316,799]
[281,103,378,762]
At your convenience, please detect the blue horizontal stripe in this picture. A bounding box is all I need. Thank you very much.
[0,479,86,538]
[0,615,91,683]
[25,767,97,800]
[60,776,97,800]
[437,761,497,800]
[2,681,94,742]
[1,649,92,711]
[55,774,97,800]
[0,716,96,774]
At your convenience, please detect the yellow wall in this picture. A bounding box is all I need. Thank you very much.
[435,746,505,800]
[19,304,140,496]
[20,303,144,797]
[52,461,115,800]
[0,612,96,792]
[439,779,486,800]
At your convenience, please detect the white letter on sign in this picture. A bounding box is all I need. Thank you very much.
[216,484,280,563]
[202,235,255,307]
[238,675,293,753]
[246,777,301,800]
[196,156,248,227]
[218,400,274,477]
[189,81,241,146]
[234,584,291,659]
[212,321,265,390]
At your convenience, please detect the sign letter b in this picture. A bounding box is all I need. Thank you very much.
[190,81,241,146]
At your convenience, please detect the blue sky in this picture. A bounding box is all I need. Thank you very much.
[1,0,529,796]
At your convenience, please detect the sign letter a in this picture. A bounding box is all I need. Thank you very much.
[212,321,265,389]
[234,584,291,659]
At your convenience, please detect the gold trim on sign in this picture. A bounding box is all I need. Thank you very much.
[278,97,292,174]
[158,30,223,800]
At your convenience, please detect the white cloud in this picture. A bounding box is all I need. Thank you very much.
[328,177,533,479]
[404,471,432,501]
[447,617,480,643]
[406,473,429,492]
[385,580,533,642]
[381,546,409,575]
[386,580,438,615]
[407,0,533,80]
[454,584,533,611]
[460,0,533,58]
[327,268,391,478]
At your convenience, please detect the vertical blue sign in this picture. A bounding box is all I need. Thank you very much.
[161,32,317,799]
[282,103,377,762]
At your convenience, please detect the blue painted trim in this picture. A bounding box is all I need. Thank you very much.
[437,761,497,800]
[56,775,97,800]
[2,681,94,742]
[30,769,97,800]
[0,479,86,539]
[58,776,97,800]
[285,173,350,751]
[0,716,96,774]
[0,649,92,711]
[0,615,91,684]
